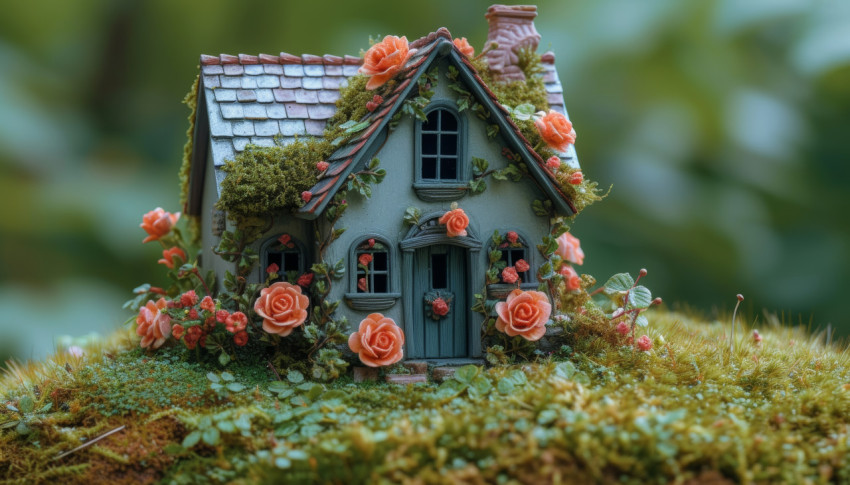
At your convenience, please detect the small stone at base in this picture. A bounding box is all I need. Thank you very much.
[353,366,379,382]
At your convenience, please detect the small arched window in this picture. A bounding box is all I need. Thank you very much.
[262,234,305,283]
[497,236,532,284]
[354,238,390,294]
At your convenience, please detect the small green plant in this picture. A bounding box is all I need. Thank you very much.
[181,410,254,449]
[207,371,247,397]
[436,365,493,400]
[1,396,52,436]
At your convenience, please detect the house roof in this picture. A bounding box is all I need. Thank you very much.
[187,28,579,217]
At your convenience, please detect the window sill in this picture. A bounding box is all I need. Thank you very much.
[413,182,467,202]
[486,283,539,300]
[344,292,401,311]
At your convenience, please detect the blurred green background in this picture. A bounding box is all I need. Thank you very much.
[2,0,849,365]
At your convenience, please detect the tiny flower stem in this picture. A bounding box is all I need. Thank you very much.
[730,294,744,354]
[191,268,212,296]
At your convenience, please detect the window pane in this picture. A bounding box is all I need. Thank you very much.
[422,157,437,179]
[440,134,457,155]
[423,110,439,131]
[440,158,457,180]
[373,251,388,271]
[441,111,458,131]
[283,252,300,272]
[421,133,438,154]
[267,253,282,269]
[431,253,448,289]
[373,274,388,293]
[510,249,525,265]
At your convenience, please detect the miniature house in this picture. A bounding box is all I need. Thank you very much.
[184,5,580,360]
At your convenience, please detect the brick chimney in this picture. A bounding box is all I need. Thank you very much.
[485,4,541,82]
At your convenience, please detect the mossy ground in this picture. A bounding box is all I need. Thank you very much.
[2,311,849,484]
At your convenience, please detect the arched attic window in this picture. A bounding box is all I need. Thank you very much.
[413,102,468,201]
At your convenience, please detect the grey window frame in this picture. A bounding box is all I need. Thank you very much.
[413,101,469,202]
[260,234,307,284]
[344,234,401,311]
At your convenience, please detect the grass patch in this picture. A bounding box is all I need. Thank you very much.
[3,312,849,484]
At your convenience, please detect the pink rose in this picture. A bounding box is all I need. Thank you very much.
[254,282,309,336]
[358,253,373,267]
[534,110,576,152]
[297,272,314,287]
[453,37,475,57]
[753,330,762,343]
[278,234,292,246]
[216,310,230,323]
[368,238,376,248]
[180,290,199,307]
[172,324,185,340]
[555,232,584,265]
[546,156,561,170]
[506,231,519,244]
[266,263,280,275]
[200,296,215,312]
[140,208,180,244]
[637,335,653,351]
[494,289,551,341]
[358,277,368,292]
[502,266,519,284]
[616,321,630,335]
[568,171,583,185]
[225,311,248,333]
[438,208,469,238]
[316,161,329,172]
[158,247,186,269]
[301,191,312,203]
[432,298,449,316]
[348,313,405,367]
[514,259,530,273]
[136,298,171,349]
[360,35,413,90]
[234,331,248,346]
[559,264,582,291]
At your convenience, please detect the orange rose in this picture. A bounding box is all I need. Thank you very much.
[559,264,582,291]
[494,289,551,341]
[534,110,576,152]
[254,281,309,336]
[141,208,180,243]
[348,313,405,367]
[158,247,186,269]
[360,35,413,90]
[136,298,171,349]
[453,37,474,57]
[555,232,584,265]
[438,208,469,238]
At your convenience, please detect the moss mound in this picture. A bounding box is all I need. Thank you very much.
[2,311,849,484]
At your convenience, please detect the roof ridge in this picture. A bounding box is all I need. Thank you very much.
[409,27,453,50]
[200,53,362,66]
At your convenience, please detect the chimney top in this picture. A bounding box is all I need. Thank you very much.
[485,4,541,82]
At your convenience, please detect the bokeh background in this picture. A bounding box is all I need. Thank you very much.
[2,0,849,366]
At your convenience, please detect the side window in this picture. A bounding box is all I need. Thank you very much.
[499,242,531,283]
[420,108,460,181]
[263,234,304,283]
[354,239,390,294]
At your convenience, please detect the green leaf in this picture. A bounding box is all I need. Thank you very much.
[164,443,185,455]
[217,420,236,433]
[15,421,31,435]
[288,449,309,460]
[39,402,53,414]
[472,157,489,174]
[512,103,536,120]
[226,383,245,392]
[218,353,231,366]
[497,379,515,395]
[629,286,652,309]
[505,369,528,386]
[181,430,202,448]
[468,375,493,399]
[6,404,18,413]
[554,361,576,379]
[268,381,289,394]
[287,369,305,384]
[206,372,220,383]
[454,365,479,384]
[338,120,357,129]
[636,315,649,328]
[202,427,221,446]
[276,422,298,437]
[220,372,235,382]
[531,199,549,217]
[604,273,635,293]
[436,379,465,398]
[275,457,292,469]
[468,179,486,194]
[235,414,252,432]
[18,396,33,414]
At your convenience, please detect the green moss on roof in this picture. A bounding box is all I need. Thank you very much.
[178,75,200,241]
[215,138,326,219]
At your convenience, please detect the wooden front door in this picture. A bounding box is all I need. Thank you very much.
[410,244,468,359]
